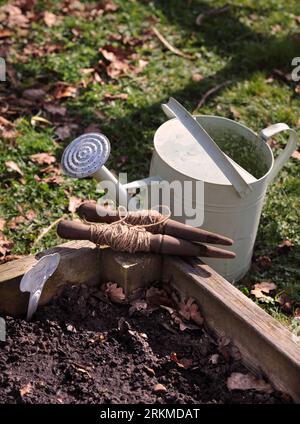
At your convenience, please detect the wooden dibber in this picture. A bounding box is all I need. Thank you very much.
[77,202,233,246]
[57,220,235,258]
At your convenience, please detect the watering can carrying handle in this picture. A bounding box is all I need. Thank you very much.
[162,98,252,199]
[260,123,298,182]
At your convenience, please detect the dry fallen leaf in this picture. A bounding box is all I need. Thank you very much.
[178,297,203,326]
[292,150,300,161]
[43,11,59,27]
[55,124,74,140]
[0,29,13,38]
[0,4,29,28]
[277,293,293,314]
[251,282,277,301]
[68,196,82,213]
[23,88,46,101]
[105,282,125,304]
[170,352,193,368]
[0,238,14,256]
[153,383,167,393]
[103,93,128,101]
[227,372,273,393]
[53,84,77,99]
[43,103,67,117]
[277,239,294,254]
[5,160,24,176]
[209,354,219,364]
[19,382,32,397]
[229,106,241,120]
[192,73,204,82]
[146,286,174,307]
[8,215,26,230]
[34,174,64,185]
[0,218,6,231]
[256,255,272,270]
[30,152,56,165]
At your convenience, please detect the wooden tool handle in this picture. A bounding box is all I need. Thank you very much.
[57,220,235,258]
[77,202,233,246]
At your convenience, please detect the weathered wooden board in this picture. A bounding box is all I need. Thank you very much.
[0,240,100,316]
[163,256,300,403]
[0,242,161,316]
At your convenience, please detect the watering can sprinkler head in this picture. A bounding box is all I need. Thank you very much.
[61,133,111,179]
[61,133,128,206]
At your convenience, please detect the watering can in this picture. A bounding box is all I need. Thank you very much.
[61,98,297,282]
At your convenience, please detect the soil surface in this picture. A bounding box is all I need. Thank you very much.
[0,283,290,404]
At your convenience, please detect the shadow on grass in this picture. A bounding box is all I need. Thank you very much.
[62,1,299,180]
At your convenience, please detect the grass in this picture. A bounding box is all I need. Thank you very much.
[0,0,299,325]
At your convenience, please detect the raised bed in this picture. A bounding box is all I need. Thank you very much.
[0,241,300,403]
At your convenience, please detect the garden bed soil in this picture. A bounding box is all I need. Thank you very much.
[0,283,290,404]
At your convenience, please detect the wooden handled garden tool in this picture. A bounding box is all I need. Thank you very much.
[76,202,234,246]
[57,219,235,258]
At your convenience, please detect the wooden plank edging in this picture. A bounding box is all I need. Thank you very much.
[163,256,300,403]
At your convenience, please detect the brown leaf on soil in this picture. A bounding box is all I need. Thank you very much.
[53,84,77,99]
[105,282,125,304]
[128,299,148,316]
[209,353,219,364]
[146,286,174,308]
[19,382,32,397]
[23,88,46,101]
[43,11,60,27]
[170,352,193,368]
[251,282,277,300]
[178,297,204,327]
[227,372,273,393]
[153,383,167,393]
[68,196,82,213]
[30,152,56,165]
[5,160,24,176]
[0,218,6,231]
[292,150,300,161]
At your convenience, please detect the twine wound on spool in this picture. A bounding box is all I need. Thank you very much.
[88,206,171,253]
[90,222,151,253]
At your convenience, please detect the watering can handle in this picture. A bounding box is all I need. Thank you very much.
[260,123,297,182]
[162,98,252,198]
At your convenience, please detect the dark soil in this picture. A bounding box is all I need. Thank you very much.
[0,283,289,404]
